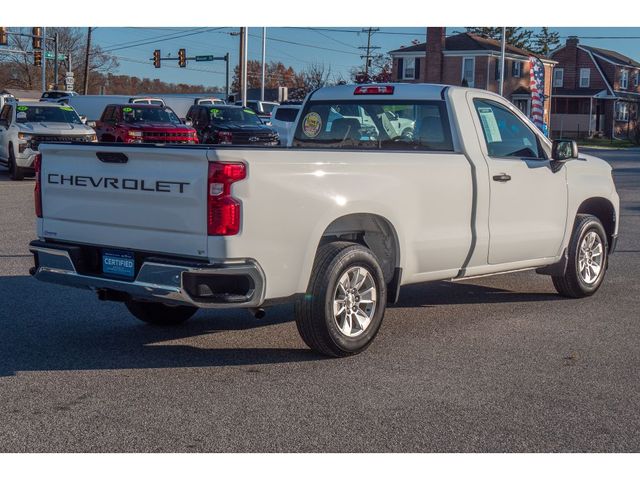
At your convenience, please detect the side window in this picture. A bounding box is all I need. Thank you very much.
[274,107,299,122]
[102,106,114,122]
[473,99,544,159]
[0,105,12,123]
[198,108,209,126]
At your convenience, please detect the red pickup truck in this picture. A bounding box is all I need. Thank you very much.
[95,104,198,144]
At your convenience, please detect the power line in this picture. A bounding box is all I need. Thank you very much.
[102,27,211,50]
[103,28,226,53]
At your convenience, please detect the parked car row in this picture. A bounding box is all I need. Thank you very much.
[1,92,295,180]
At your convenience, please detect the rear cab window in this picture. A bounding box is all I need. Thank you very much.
[292,99,453,151]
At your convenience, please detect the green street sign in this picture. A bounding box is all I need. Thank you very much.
[44,51,66,61]
[195,55,214,62]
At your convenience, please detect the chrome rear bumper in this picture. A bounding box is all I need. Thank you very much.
[29,242,266,309]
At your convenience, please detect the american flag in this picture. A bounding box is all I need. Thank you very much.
[529,56,545,129]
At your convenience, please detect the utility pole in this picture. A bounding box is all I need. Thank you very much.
[239,27,248,107]
[225,52,230,101]
[54,31,59,88]
[83,27,92,95]
[261,27,266,102]
[359,27,380,80]
[499,27,506,96]
[41,27,46,93]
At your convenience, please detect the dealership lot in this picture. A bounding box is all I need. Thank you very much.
[0,147,639,452]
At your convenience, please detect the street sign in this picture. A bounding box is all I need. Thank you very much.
[44,51,66,61]
[195,55,214,62]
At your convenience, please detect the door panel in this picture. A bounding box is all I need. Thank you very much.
[472,97,568,264]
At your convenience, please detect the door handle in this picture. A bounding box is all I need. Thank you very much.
[493,173,512,182]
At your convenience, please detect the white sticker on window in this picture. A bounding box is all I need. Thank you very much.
[17,112,27,119]
[477,107,502,143]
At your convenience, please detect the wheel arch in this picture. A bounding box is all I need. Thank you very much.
[576,197,616,249]
[316,212,401,289]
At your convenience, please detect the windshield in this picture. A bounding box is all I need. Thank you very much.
[16,105,83,124]
[210,107,263,126]
[122,107,181,124]
[292,100,453,151]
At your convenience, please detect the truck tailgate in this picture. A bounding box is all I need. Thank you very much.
[38,144,209,258]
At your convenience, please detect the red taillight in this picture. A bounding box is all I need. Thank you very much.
[217,131,233,145]
[354,85,395,95]
[207,162,246,236]
[34,154,42,218]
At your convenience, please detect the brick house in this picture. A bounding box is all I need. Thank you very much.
[550,36,640,139]
[389,27,556,127]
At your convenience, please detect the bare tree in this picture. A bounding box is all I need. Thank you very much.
[0,27,118,91]
[302,62,332,90]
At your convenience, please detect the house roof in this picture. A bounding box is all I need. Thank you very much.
[552,88,611,98]
[389,32,551,61]
[580,45,640,68]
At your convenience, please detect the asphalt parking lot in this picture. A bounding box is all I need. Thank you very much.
[0,147,639,452]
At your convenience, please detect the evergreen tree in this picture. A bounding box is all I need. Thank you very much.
[464,27,535,51]
[532,27,561,56]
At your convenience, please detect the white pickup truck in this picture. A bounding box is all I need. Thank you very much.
[29,83,620,357]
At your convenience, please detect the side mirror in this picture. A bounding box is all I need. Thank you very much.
[184,120,193,127]
[80,115,87,124]
[87,121,96,128]
[551,139,578,161]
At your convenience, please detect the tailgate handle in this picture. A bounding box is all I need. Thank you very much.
[96,152,128,164]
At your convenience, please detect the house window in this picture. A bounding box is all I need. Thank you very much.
[553,68,564,87]
[579,68,591,88]
[620,70,629,89]
[615,102,630,121]
[462,57,475,87]
[403,58,416,80]
[634,71,639,87]
[512,61,521,78]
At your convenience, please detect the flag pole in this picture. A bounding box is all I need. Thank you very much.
[499,27,506,96]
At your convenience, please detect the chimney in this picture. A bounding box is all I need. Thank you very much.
[566,36,579,49]
[565,36,579,88]
[425,27,446,83]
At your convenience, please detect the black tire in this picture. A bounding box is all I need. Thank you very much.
[8,145,25,181]
[294,241,387,357]
[125,300,198,326]
[552,214,609,298]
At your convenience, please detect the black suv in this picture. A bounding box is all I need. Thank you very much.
[186,105,279,145]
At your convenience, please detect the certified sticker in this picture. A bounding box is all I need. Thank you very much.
[302,112,322,138]
[243,108,255,115]
[59,106,74,111]
[122,107,133,113]
[17,106,28,111]
[210,108,221,117]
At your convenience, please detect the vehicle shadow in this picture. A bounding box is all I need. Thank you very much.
[1,275,563,377]
[392,280,562,309]
[0,275,323,377]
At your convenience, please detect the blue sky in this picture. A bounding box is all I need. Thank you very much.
[91,27,640,89]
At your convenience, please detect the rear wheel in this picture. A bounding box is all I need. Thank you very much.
[8,145,25,181]
[125,300,198,326]
[294,241,387,357]
[552,214,608,298]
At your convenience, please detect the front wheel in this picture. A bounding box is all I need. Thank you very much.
[552,214,609,298]
[294,241,387,357]
[8,146,25,181]
[125,300,198,326]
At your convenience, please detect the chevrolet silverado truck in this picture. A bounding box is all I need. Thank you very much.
[94,104,198,144]
[29,84,620,357]
[0,101,96,180]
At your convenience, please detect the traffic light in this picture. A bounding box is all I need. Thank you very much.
[32,27,42,50]
[33,50,42,67]
[0,27,7,46]
[153,49,161,68]
[178,48,186,68]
